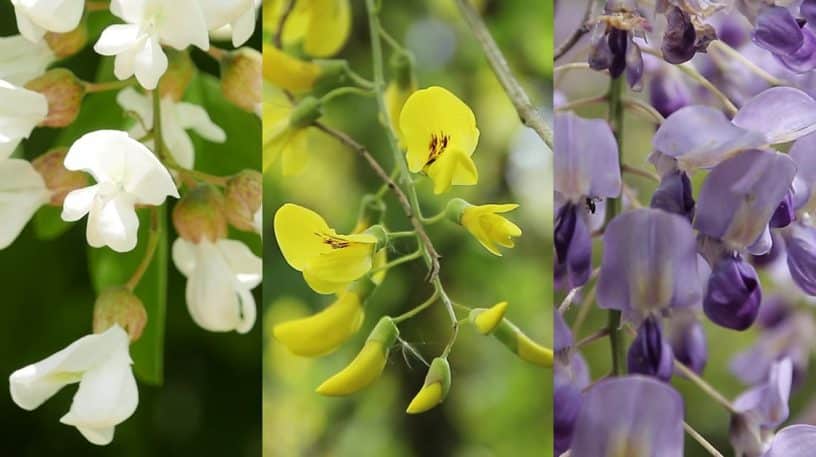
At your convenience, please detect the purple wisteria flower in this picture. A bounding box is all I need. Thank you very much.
[553,311,589,456]
[589,0,647,88]
[554,112,621,289]
[753,4,816,73]
[627,316,674,381]
[763,425,816,457]
[734,357,793,430]
[666,309,707,375]
[569,375,684,457]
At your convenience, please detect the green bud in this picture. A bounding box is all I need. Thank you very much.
[25,69,86,128]
[224,169,262,232]
[220,47,262,113]
[389,52,416,89]
[311,59,351,95]
[32,148,88,206]
[363,224,389,251]
[289,96,323,129]
[368,316,400,346]
[93,286,148,342]
[172,184,228,243]
[444,198,471,224]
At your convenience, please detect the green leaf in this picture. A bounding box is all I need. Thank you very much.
[88,207,168,385]
[33,205,73,240]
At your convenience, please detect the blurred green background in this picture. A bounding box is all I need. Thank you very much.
[263,1,553,456]
[0,4,262,456]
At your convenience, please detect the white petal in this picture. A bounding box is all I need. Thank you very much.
[64,130,128,182]
[109,0,146,23]
[0,159,48,248]
[115,87,153,131]
[235,286,256,334]
[86,193,139,252]
[158,0,210,50]
[217,238,262,289]
[230,5,256,47]
[12,0,84,35]
[93,24,142,56]
[133,36,167,91]
[253,208,262,235]
[175,102,226,143]
[171,237,197,278]
[12,3,46,43]
[0,80,48,160]
[61,185,98,222]
[0,35,55,85]
[162,115,196,169]
[185,241,243,332]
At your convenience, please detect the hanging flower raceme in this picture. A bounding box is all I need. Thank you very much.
[274,203,385,294]
[399,86,480,195]
[172,184,261,333]
[9,325,137,446]
[554,112,621,289]
[60,130,179,252]
[11,0,84,44]
[273,0,352,58]
[116,87,226,169]
[446,198,522,256]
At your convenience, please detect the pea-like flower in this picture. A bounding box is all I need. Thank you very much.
[274,203,383,294]
[9,325,137,446]
[11,0,84,44]
[263,86,317,175]
[763,425,816,457]
[457,201,522,256]
[553,311,589,455]
[262,45,321,94]
[0,79,48,158]
[60,130,179,252]
[406,357,451,414]
[273,0,351,57]
[753,4,816,73]
[468,301,509,335]
[627,316,674,382]
[399,86,480,195]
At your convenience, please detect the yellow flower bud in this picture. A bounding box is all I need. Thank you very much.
[406,357,451,414]
[457,201,523,256]
[32,148,88,206]
[25,69,86,128]
[93,286,148,342]
[468,301,509,335]
[316,316,399,396]
[493,319,553,368]
[352,196,388,286]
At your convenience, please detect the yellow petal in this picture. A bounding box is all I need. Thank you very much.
[305,242,374,285]
[316,341,387,396]
[426,148,478,195]
[281,127,310,176]
[473,301,509,335]
[281,0,311,45]
[273,291,364,356]
[406,382,443,414]
[303,0,351,57]
[262,44,320,93]
[370,249,388,285]
[518,333,554,368]
[461,204,521,255]
[302,271,349,295]
[273,203,333,271]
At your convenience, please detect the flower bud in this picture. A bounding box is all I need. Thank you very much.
[44,20,88,59]
[770,187,795,228]
[363,224,389,251]
[31,147,87,206]
[316,316,399,396]
[667,313,707,375]
[452,199,522,256]
[627,317,674,382]
[649,71,692,118]
[288,96,322,129]
[650,170,695,222]
[703,255,762,330]
[221,47,261,113]
[263,44,321,93]
[554,202,592,289]
[784,223,816,295]
[224,170,262,232]
[406,357,451,414]
[493,319,553,367]
[661,6,696,64]
[468,301,508,335]
[158,49,195,101]
[25,69,85,128]
[93,286,147,342]
[172,184,228,243]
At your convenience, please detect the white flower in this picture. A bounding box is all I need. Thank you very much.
[0,79,48,159]
[0,35,55,85]
[253,208,262,235]
[9,325,138,446]
[116,87,226,169]
[61,130,179,252]
[94,0,210,89]
[11,0,84,43]
[0,158,49,249]
[172,238,261,333]
[201,0,258,47]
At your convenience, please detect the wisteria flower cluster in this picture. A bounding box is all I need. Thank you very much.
[556,0,816,455]
[4,0,261,445]
[266,0,551,415]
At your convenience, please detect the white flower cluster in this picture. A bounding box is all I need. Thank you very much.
[4,0,262,445]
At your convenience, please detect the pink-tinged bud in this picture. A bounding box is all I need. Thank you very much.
[220,47,261,113]
[224,169,262,232]
[25,69,86,128]
[32,148,88,206]
[93,286,148,342]
[172,184,228,243]
[159,49,195,101]
[44,20,88,59]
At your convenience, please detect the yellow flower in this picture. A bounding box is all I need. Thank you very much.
[399,86,480,194]
[493,319,553,368]
[406,357,451,414]
[468,301,509,334]
[262,86,319,176]
[316,316,399,396]
[277,0,351,58]
[273,285,370,357]
[460,203,522,256]
[274,204,381,294]
[262,44,320,94]
[384,79,416,144]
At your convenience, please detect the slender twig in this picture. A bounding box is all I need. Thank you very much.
[556,93,607,112]
[125,208,160,291]
[622,183,644,208]
[606,76,626,376]
[674,360,737,414]
[576,328,610,349]
[454,0,553,151]
[273,0,296,49]
[621,96,665,124]
[393,290,440,324]
[84,78,134,93]
[320,86,375,104]
[622,163,660,183]
[684,422,726,457]
[554,0,594,61]
[554,62,591,74]
[368,249,422,275]
[420,210,447,225]
[570,280,597,335]
[558,285,583,314]
[708,40,786,87]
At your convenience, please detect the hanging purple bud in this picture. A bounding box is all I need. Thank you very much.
[650,170,695,222]
[589,29,614,71]
[784,223,816,295]
[751,230,784,269]
[662,6,697,64]
[703,254,761,331]
[667,311,707,375]
[763,425,816,457]
[770,187,796,228]
[570,376,684,457]
[555,203,592,289]
[627,317,674,382]
[554,353,589,456]
[608,29,629,79]
[649,69,692,118]
[753,6,804,56]
[715,14,749,48]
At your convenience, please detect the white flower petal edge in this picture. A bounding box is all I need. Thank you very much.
[253,208,262,235]
[200,0,258,47]
[61,130,178,252]
[0,35,55,85]
[9,325,137,446]
[0,80,48,160]
[172,238,261,333]
[11,0,84,43]
[0,159,49,248]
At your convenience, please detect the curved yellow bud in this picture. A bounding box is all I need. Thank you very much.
[470,301,509,335]
[273,291,364,357]
[518,333,554,368]
[406,383,443,414]
[460,204,522,256]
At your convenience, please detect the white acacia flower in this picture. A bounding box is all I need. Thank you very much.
[94,0,210,90]
[9,325,137,446]
[116,87,226,169]
[201,0,258,47]
[0,79,48,159]
[61,130,179,252]
[172,238,261,333]
[11,0,84,43]
[0,158,49,249]
[0,35,55,85]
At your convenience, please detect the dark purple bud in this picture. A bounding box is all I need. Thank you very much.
[703,255,762,330]
[662,6,697,64]
[751,229,784,268]
[628,317,674,381]
[608,29,629,79]
[770,187,796,228]
[650,170,695,222]
[649,70,692,118]
[668,314,707,375]
[775,26,816,74]
[554,203,592,289]
[753,6,804,56]
[785,223,816,295]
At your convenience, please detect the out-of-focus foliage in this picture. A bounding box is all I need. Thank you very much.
[264,1,552,456]
[0,4,262,456]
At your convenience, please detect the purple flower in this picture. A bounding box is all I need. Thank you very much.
[649,68,693,118]
[784,223,816,295]
[627,316,674,381]
[751,231,785,269]
[650,169,695,222]
[789,132,816,209]
[770,188,795,229]
[597,208,701,317]
[732,87,816,144]
[763,425,816,457]
[734,358,793,430]
[555,202,592,290]
[588,2,646,88]
[554,353,589,456]
[703,254,762,330]
[756,295,791,330]
[753,6,816,73]
[570,375,684,457]
[666,310,707,375]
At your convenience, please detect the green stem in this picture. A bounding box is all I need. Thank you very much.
[393,290,440,324]
[421,210,447,225]
[368,249,423,276]
[320,86,374,104]
[84,78,134,93]
[379,26,410,56]
[606,76,626,376]
[125,208,160,291]
[388,230,416,239]
[344,67,376,90]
